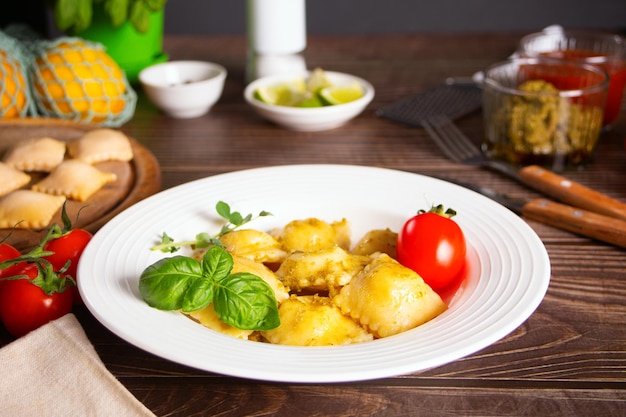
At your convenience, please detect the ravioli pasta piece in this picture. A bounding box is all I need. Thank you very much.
[0,162,31,197]
[0,190,66,229]
[352,228,398,258]
[275,246,369,294]
[68,128,133,164]
[271,218,351,253]
[32,160,117,202]
[231,255,289,304]
[261,295,373,346]
[333,252,447,338]
[220,229,288,264]
[3,137,66,172]
[186,303,254,340]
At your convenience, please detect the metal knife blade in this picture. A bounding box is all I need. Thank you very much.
[445,178,626,249]
[484,162,626,222]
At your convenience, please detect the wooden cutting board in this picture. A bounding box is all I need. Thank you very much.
[0,118,162,251]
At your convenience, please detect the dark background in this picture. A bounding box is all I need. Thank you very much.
[162,0,626,35]
[2,0,626,36]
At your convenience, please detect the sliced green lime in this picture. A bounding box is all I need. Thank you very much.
[298,96,324,108]
[318,82,364,105]
[254,79,307,106]
[306,67,332,93]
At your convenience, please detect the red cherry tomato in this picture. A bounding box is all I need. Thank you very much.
[397,206,467,291]
[0,242,24,295]
[0,242,21,262]
[43,228,92,303]
[0,264,73,337]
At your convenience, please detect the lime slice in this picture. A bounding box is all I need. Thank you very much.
[318,82,364,105]
[254,79,307,106]
[298,96,324,108]
[306,67,332,93]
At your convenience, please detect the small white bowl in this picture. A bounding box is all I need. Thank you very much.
[244,71,375,131]
[139,60,227,118]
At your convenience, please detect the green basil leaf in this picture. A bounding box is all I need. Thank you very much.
[144,0,167,12]
[54,0,79,31]
[73,0,93,33]
[129,0,150,33]
[104,0,129,27]
[181,278,214,312]
[201,246,233,282]
[213,272,280,331]
[139,255,203,310]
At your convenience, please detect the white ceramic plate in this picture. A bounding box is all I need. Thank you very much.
[78,165,550,383]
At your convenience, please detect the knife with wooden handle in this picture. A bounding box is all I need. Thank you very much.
[444,177,626,249]
[517,165,626,222]
[484,162,626,222]
[522,199,626,248]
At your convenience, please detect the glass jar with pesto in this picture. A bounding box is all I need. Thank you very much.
[482,57,608,171]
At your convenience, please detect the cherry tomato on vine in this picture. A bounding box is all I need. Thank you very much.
[43,228,92,304]
[0,263,73,337]
[397,205,466,291]
[0,242,20,262]
[0,242,24,294]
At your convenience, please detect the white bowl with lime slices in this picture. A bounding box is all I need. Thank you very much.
[244,69,375,131]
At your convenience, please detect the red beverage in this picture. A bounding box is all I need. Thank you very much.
[519,29,626,126]
[540,49,626,125]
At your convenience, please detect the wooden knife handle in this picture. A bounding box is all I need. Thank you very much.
[522,198,626,248]
[518,165,626,222]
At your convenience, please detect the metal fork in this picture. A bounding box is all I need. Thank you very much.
[421,114,485,166]
[421,114,626,222]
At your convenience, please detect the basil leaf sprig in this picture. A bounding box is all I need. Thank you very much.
[139,245,280,331]
[151,201,272,253]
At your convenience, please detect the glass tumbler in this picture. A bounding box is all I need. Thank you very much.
[518,28,626,126]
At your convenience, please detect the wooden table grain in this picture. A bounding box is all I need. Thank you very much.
[3,32,626,416]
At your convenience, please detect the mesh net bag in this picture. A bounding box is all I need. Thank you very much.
[0,30,34,119]
[28,37,137,127]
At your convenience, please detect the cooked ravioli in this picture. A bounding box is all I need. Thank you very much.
[275,245,369,294]
[0,190,66,229]
[231,255,289,304]
[352,228,398,258]
[220,229,288,264]
[3,137,66,172]
[68,128,133,164]
[333,252,447,338]
[261,295,373,346]
[186,303,254,340]
[32,159,117,202]
[0,162,31,197]
[271,218,351,253]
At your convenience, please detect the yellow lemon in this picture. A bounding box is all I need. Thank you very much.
[31,40,129,124]
[0,49,29,119]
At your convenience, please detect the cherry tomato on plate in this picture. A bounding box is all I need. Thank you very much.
[0,263,73,338]
[43,228,92,303]
[397,204,467,291]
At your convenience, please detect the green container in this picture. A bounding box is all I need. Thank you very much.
[78,6,168,84]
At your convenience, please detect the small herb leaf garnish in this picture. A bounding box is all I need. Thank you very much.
[139,246,280,331]
[152,201,273,253]
[214,272,281,331]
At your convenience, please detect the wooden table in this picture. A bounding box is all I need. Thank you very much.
[3,32,626,416]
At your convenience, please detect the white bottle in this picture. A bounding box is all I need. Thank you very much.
[247,0,307,55]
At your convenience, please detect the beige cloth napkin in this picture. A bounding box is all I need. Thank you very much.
[0,314,156,417]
